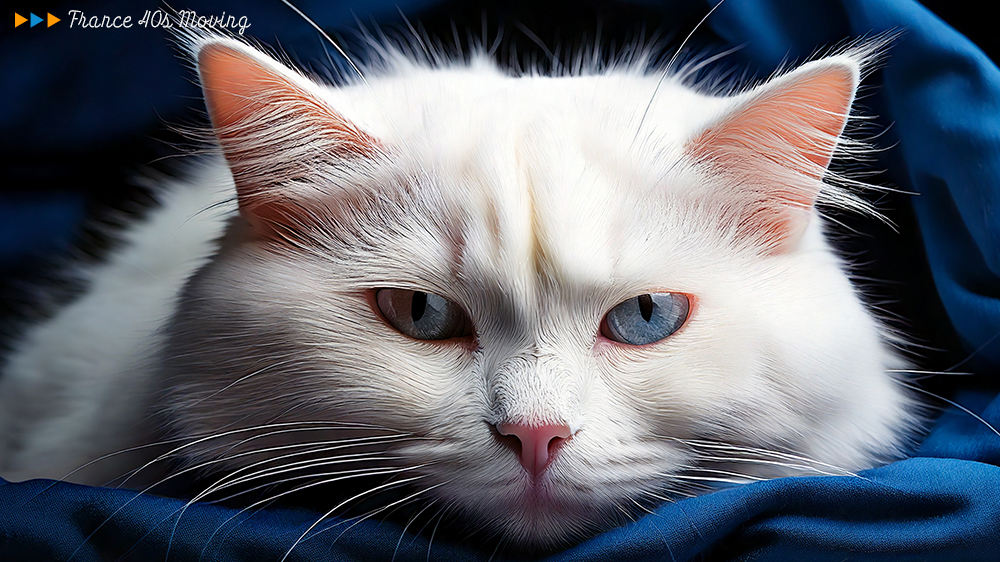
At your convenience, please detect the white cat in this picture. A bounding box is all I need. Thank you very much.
[0,32,919,549]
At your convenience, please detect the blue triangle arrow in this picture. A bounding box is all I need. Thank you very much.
[29,13,42,27]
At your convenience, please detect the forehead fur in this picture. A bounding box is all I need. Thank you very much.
[314,67,736,293]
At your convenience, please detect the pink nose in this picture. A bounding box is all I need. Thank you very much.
[497,423,573,478]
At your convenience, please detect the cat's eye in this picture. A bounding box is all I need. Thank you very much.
[601,293,690,346]
[375,289,473,340]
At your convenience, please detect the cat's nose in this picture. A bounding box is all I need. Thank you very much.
[495,423,573,478]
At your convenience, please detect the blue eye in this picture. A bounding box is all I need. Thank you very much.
[601,293,690,346]
[376,289,473,340]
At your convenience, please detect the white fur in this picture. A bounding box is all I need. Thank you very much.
[0,38,918,549]
[0,169,235,483]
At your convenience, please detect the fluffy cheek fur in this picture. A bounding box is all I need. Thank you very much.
[611,246,914,479]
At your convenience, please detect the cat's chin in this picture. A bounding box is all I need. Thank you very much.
[474,496,607,552]
[441,473,632,552]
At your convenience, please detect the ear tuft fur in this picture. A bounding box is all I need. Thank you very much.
[687,55,863,253]
[194,39,381,236]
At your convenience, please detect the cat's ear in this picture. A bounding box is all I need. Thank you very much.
[196,40,380,235]
[687,57,860,253]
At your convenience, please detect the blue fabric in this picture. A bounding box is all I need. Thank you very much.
[3,0,1000,560]
[3,455,1000,561]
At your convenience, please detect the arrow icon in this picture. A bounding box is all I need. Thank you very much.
[47,13,59,27]
[29,12,41,27]
[14,12,27,27]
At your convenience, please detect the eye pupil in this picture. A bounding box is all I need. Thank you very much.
[601,292,690,346]
[375,289,473,341]
[411,291,427,321]
[637,294,653,322]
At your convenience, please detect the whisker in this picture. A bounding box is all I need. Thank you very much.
[671,474,754,485]
[677,465,766,481]
[280,474,433,562]
[661,436,856,476]
[897,380,1000,438]
[31,434,192,497]
[171,464,433,556]
[942,329,1000,373]
[629,496,655,516]
[633,0,730,143]
[195,465,434,557]
[303,481,450,548]
[425,507,447,562]
[119,422,407,487]
[627,496,679,562]
[688,455,848,477]
[65,429,417,559]
[640,488,682,502]
[183,356,309,408]
[200,455,409,504]
[886,369,974,376]
[180,434,416,491]
[393,500,439,562]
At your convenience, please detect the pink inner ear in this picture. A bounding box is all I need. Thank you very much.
[198,44,378,157]
[197,43,380,237]
[199,45,265,128]
[687,62,858,252]
[691,64,856,190]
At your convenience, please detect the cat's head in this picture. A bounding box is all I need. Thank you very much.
[161,36,917,548]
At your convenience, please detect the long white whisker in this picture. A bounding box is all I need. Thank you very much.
[671,474,754,485]
[943,329,1000,373]
[392,500,439,562]
[197,454,408,504]
[305,481,450,548]
[425,507,447,562]
[182,434,415,491]
[691,455,849,477]
[678,466,767,481]
[39,434,191,492]
[63,429,416,558]
[157,431,411,480]
[196,465,433,557]
[280,474,433,562]
[633,0,730,141]
[120,422,403,487]
[662,435,856,476]
[169,464,432,559]
[898,381,1000,438]
[183,357,307,408]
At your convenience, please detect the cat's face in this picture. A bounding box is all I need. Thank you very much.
[161,38,916,548]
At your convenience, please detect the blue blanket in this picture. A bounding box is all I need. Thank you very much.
[2,0,999,560]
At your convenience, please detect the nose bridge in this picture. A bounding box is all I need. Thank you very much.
[490,348,577,425]
[489,346,581,479]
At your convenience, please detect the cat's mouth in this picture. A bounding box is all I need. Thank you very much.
[490,486,622,552]
[514,474,563,504]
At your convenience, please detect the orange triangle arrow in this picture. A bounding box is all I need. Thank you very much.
[47,13,59,27]
[14,13,27,27]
